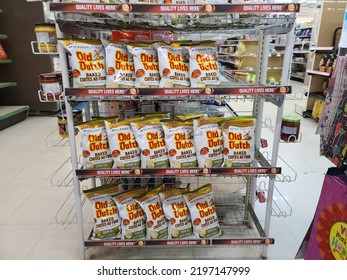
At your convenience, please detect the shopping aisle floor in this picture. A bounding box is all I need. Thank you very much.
[0,96,333,260]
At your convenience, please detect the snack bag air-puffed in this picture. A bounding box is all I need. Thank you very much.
[193,117,223,168]
[131,119,169,168]
[127,43,160,88]
[104,117,142,169]
[155,42,190,88]
[77,119,113,169]
[159,188,193,239]
[135,185,168,240]
[161,120,197,168]
[188,41,220,88]
[219,117,256,167]
[183,184,221,238]
[83,183,123,240]
[60,40,106,88]
[114,188,147,240]
[103,40,135,88]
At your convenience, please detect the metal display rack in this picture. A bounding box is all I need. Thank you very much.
[44,1,299,260]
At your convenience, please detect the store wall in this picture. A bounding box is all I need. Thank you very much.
[0,1,57,113]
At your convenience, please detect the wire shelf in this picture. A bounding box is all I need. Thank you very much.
[54,9,295,35]
[45,127,70,148]
[38,90,64,103]
[31,41,58,55]
[257,180,293,218]
[262,117,303,143]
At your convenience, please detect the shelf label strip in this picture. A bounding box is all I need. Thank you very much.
[65,86,291,97]
[76,167,281,177]
[50,3,300,14]
[85,238,274,247]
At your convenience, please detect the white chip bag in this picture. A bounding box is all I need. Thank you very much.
[114,188,147,240]
[60,40,106,88]
[193,117,223,168]
[161,120,197,168]
[131,119,169,168]
[159,188,193,239]
[183,184,221,238]
[83,184,123,240]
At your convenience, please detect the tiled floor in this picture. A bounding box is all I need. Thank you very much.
[0,84,333,260]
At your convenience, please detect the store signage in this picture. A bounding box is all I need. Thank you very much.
[50,3,300,14]
[76,167,281,177]
[65,86,291,98]
[85,238,274,247]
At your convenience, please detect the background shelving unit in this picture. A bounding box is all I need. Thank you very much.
[300,1,344,122]
[46,2,299,260]
[290,26,311,84]
[0,7,29,130]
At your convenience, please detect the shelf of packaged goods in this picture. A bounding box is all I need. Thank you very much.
[0,82,17,89]
[84,203,274,248]
[0,59,12,64]
[0,34,7,39]
[306,70,331,77]
[64,86,291,102]
[308,92,326,101]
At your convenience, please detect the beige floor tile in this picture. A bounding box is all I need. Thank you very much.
[0,198,27,225]
[0,179,45,199]
[5,197,67,225]
[25,223,81,260]
[0,224,48,260]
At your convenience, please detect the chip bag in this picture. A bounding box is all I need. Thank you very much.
[114,188,147,240]
[219,116,256,167]
[103,40,135,88]
[60,39,106,88]
[183,184,221,238]
[127,43,160,88]
[155,42,190,88]
[131,119,169,168]
[187,41,220,88]
[83,184,123,240]
[193,117,224,168]
[104,117,142,169]
[161,120,197,168]
[135,185,168,240]
[77,119,113,169]
[159,188,193,239]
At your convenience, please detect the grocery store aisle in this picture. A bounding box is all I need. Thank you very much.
[0,89,333,260]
